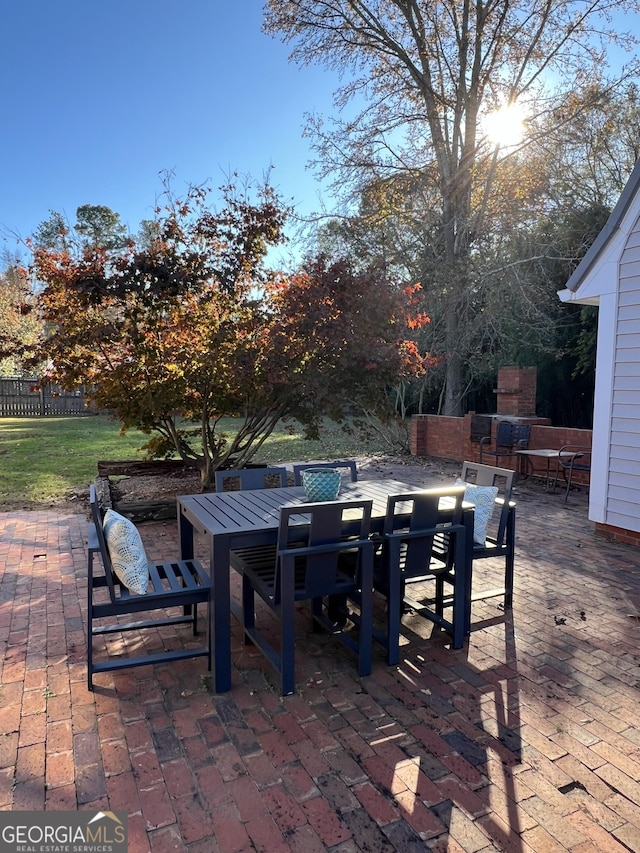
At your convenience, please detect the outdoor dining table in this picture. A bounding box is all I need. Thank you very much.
[178,479,474,693]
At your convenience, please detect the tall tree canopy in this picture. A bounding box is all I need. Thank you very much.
[264,0,640,415]
[33,205,130,252]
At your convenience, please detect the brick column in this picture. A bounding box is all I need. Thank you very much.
[495,367,537,417]
[410,415,429,456]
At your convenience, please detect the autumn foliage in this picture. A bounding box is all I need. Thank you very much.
[29,184,429,489]
[0,264,40,375]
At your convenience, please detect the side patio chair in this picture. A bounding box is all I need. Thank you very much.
[556,445,591,502]
[87,485,211,690]
[479,421,530,467]
[437,462,516,622]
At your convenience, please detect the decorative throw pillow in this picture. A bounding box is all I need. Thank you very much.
[456,478,499,546]
[103,509,150,595]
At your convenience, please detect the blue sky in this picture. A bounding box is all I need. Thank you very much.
[0,1,341,261]
[2,1,636,267]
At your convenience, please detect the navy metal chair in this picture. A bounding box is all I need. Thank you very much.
[460,461,516,608]
[87,485,211,690]
[292,460,358,485]
[479,421,530,467]
[434,462,516,630]
[228,499,374,695]
[215,466,288,492]
[372,486,467,664]
[556,445,591,502]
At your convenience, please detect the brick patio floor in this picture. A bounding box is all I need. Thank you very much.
[1,460,640,852]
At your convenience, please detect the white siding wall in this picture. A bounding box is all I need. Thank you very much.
[608,216,640,532]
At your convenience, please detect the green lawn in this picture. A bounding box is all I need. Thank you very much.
[0,415,391,508]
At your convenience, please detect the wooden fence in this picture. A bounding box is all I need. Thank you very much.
[0,377,94,416]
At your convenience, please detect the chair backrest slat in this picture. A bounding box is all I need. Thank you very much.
[383,487,465,575]
[293,460,358,486]
[382,486,464,535]
[215,466,287,492]
[275,499,372,600]
[495,421,531,450]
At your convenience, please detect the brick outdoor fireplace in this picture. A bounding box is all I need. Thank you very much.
[494,365,538,418]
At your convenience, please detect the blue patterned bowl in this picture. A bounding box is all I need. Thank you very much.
[301,468,341,502]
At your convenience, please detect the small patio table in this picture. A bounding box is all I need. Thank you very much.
[178,479,474,693]
[515,448,581,492]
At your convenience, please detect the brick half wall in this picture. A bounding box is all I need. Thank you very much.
[408,414,640,540]
[410,414,591,486]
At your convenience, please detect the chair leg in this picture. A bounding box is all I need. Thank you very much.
[311,597,323,628]
[280,592,296,696]
[87,615,94,691]
[503,515,515,609]
[564,468,573,502]
[242,576,256,645]
[178,569,196,632]
[386,566,402,666]
[435,575,445,618]
[451,535,467,649]
[358,577,373,677]
[463,516,474,636]
[87,551,94,692]
[205,608,213,673]
[327,593,349,627]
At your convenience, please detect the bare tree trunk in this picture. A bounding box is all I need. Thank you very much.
[441,283,465,416]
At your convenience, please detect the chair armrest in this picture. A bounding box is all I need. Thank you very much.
[277,538,374,561]
[559,452,586,473]
[385,523,465,544]
[493,497,516,509]
[479,436,492,447]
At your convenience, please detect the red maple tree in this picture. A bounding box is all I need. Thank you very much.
[29,182,430,489]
